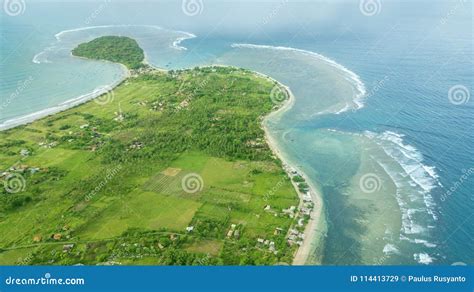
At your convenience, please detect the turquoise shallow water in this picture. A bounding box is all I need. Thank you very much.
[1,0,472,265]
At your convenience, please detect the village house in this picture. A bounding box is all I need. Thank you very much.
[20,149,30,156]
[233,230,240,239]
[63,244,74,253]
[302,192,312,202]
[300,207,311,216]
[269,241,276,252]
[274,227,283,235]
[298,218,305,227]
[114,111,124,122]
[129,141,144,150]
[52,233,62,240]
[282,205,296,218]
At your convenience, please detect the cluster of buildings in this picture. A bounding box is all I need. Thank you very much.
[38,141,58,149]
[246,138,264,148]
[129,141,144,150]
[114,111,124,122]
[147,97,189,113]
[256,238,277,254]
[149,100,165,112]
[177,99,190,110]
[259,165,316,249]
[282,205,297,218]
[130,65,156,77]
[1,164,40,177]
[287,228,305,246]
[284,166,315,247]
[226,224,240,239]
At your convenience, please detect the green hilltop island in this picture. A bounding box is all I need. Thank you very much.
[0,36,316,265]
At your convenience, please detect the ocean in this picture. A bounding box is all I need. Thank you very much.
[0,0,472,265]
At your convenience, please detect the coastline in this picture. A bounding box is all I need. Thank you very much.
[231,43,367,114]
[0,61,130,131]
[254,70,325,265]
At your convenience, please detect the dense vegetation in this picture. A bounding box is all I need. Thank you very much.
[0,37,299,265]
[72,36,145,69]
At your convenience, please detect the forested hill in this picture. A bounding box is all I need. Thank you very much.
[72,36,145,69]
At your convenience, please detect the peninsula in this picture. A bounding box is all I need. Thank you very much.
[0,36,319,265]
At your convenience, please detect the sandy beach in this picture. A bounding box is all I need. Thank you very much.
[256,72,325,265]
[0,59,130,132]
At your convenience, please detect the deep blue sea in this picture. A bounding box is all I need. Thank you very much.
[1,0,472,265]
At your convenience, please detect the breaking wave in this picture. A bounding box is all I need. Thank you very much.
[231,43,367,114]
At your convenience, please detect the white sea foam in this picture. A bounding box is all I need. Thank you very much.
[32,51,51,64]
[383,243,400,255]
[400,234,438,249]
[230,43,367,114]
[414,239,437,248]
[171,33,197,51]
[54,24,165,41]
[414,253,434,265]
[334,103,350,114]
[368,130,441,259]
[368,131,440,221]
[33,25,196,64]
[375,160,424,236]
[55,25,196,50]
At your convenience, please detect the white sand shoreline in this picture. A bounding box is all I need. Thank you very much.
[250,70,325,265]
[0,60,130,131]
